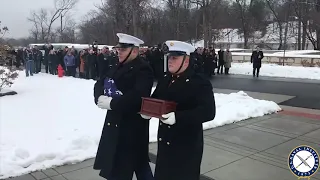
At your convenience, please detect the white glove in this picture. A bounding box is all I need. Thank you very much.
[97,95,112,110]
[140,114,152,120]
[161,112,176,125]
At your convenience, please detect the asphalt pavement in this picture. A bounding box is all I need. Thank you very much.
[210,74,320,110]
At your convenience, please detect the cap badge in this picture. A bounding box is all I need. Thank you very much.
[170,42,174,46]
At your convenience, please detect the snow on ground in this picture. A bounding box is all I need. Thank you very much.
[0,72,280,179]
[230,62,320,80]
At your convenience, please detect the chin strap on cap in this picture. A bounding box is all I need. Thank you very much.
[121,47,134,64]
[173,55,186,74]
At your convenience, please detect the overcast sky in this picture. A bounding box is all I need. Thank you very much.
[0,0,101,39]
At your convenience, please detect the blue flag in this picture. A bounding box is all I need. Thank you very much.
[104,77,123,97]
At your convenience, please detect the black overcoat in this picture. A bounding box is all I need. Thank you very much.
[251,51,264,68]
[93,57,154,179]
[152,67,216,180]
[96,53,110,78]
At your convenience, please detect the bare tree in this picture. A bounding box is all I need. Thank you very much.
[45,0,79,41]
[291,0,304,49]
[0,21,9,39]
[265,0,285,50]
[290,0,320,50]
[27,0,79,42]
[302,0,320,50]
[235,0,253,48]
[56,13,76,41]
[234,0,268,48]
[163,0,183,39]
[78,10,110,43]
[190,0,208,47]
[77,0,270,47]
[28,8,48,42]
[316,0,320,49]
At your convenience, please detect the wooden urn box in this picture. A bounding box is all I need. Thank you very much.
[140,97,177,118]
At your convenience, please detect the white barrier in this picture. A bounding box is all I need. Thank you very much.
[231,52,320,67]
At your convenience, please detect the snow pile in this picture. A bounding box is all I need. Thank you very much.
[0,74,105,179]
[149,91,281,142]
[230,62,320,80]
[204,91,280,129]
[0,73,280,179]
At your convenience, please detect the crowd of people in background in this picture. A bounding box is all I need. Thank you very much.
[40,44,119,79]
[6,42,265,79]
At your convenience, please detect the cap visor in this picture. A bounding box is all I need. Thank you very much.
[167,51,187,56]
[114,43,135,48]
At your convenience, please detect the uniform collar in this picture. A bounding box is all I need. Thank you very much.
[169,66,194,79]
[119,55,140,67]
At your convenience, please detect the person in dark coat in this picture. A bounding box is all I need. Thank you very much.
[93,33,154,180]
[43,44,52,73]
[48,50,58,75]
[204,50,216,77]
[109,48,119,69]
[251,46,264,77]
[140,40,216,180]
[16,48,23,68]
[145,47,153,64]
[92,41,98,52]
[32,46,42,73]
[97,46,112,79]
[151,45,164,81]
[194,48,204,74]
[217,47,225,74]
[86,49,98,79]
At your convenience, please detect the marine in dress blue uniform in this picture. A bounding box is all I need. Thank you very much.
[141,41,216,180]
[93,33,154,180]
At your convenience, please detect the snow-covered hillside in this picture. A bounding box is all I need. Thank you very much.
[193,21,317,50]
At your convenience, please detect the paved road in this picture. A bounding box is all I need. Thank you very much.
[210,75,320,110]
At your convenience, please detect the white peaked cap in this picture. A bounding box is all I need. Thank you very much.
[165,40,195,55]
[116,33,144,46]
